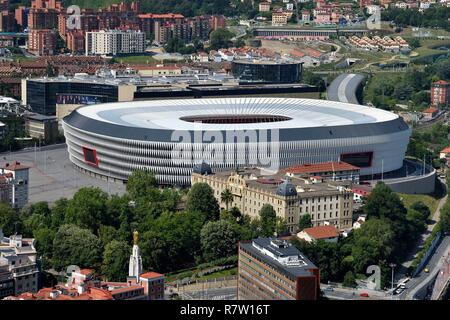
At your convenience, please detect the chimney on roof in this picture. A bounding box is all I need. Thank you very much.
[49,290,60,299]
[77,284,85,294]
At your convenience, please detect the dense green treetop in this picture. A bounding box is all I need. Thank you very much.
[186,183,220,221]
[52,224,103,271]
[259,204,276,237]
[200,220,240,261]
[102,240,131,281]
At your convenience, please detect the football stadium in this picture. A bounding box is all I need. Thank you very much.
[62,97,411,186]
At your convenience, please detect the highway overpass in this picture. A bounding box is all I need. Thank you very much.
[327,73,366,104]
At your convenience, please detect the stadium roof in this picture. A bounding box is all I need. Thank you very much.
[75,97,399,131]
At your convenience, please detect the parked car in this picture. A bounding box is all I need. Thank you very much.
[359,292,369,298]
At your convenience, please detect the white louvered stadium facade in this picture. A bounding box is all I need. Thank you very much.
[62,98,411,186]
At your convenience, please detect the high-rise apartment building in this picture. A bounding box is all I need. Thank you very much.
[431,80,450,107]
[85,29,145,55]
[28,29,56,55]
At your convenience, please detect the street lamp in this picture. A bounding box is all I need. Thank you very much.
[389,263,396,299]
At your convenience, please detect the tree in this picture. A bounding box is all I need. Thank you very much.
[410,201,431,221]
[23,202,52,234]
[50,198,69,230]
[209,28,234,50]
[259,204,276,237]
[186,183,220,221]
[52,224,103,271]
[64,187,109,233]
[140,211,205,272]
[298,214,312,231]
[126,170,157,200]
[33,227,56,269]
[0,203,22,235]
[408,38,421,49]
[234,38,245,48]
[200,220,239,261]
[220,188,234,211]
[350,218,395,273]
[407,208,428,234]
[343,271,357,288]
[102,240,131,281]
[302,70,325,89]
[439,202,450,233]
[98,225,121,247]
[164,37,196,54]
[275,217,288,236]
[363,182,407,222]
[229,206,242,222]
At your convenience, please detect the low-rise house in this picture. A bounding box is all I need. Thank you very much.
[272,12,289,26]
[352,216,366,229]
[352,184,372,202]
[283,161,360,184]
[297,225,339,243]
[422,106,439,120]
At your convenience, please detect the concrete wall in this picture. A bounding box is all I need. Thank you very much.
[384,169,436,194]
[56,103,83,123]
[118,84,137,102]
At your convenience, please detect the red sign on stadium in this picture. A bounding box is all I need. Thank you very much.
[82,146,99,167]
[340,152,373,168]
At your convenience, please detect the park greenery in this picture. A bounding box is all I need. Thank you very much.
[411,173,450,270]
[0,170,285,282]
[0,170,445,287]
[64,0,257,18]
[291,182,436,288]
[364,58,450,111]
[381,7,450,31]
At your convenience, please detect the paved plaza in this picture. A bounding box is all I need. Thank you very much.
[0,144,126,204]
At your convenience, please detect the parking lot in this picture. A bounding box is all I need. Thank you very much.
[0,144,126,204]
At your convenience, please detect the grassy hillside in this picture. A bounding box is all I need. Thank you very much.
[64,0,123,10]
[63,0,242,17]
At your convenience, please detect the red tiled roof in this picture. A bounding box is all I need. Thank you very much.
[302,225,339,239]
[283,161,359,174]
[352,184,372,194]
[78,269,93,276]
[110,285,143,295]
[423,106,438,113]
[441,147,450,154]
[433,80,450,85]
[289,49,306,58]
[140,272,164,279]
[2,161,29,171]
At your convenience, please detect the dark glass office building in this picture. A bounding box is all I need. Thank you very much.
[231,60,303,84]
[25,79,120,115]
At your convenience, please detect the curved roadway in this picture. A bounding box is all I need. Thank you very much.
[327,73,366,104]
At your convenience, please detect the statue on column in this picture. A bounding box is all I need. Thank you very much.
[129,230,143,280]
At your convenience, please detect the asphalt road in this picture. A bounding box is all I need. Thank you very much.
[327,73,365,104]
[400,236,450,300]
[322,285,390,300]
[180,287,237,300]
[0,144,126,204]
